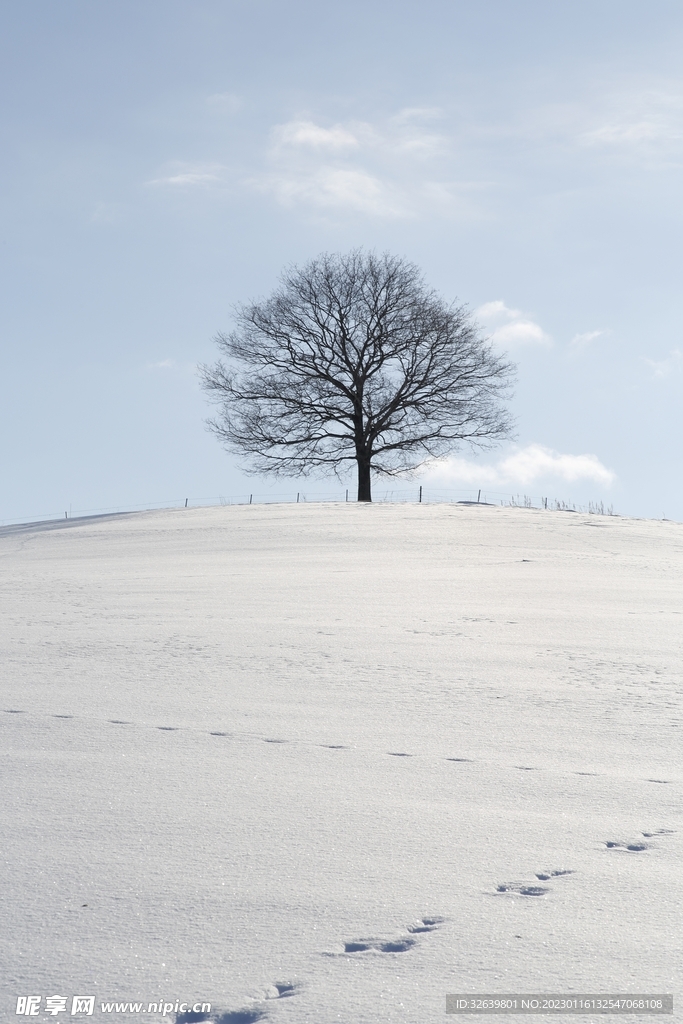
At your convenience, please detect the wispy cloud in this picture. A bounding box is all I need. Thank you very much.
[271,119,360,152]
[570,329,608,348]
[476,300,552,348]
[644,348,682,378]
[249,109,460,218]
[579,86,683,158]
[146,162,224,187]
[251,166,406,217]
[422,444,616,488]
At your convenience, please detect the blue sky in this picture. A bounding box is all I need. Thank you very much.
[2,1,682,520]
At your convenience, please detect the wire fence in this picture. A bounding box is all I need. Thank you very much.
[0,487,617,528]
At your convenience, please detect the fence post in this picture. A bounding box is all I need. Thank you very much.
[249,494,252,505]
[297,493,299,503]
[185,498,188,507]
[345,489,348,502]
[419,485,422,503]
[477,489,481,503]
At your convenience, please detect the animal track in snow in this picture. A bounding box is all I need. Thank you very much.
[604,840,649,852]
[407,916,445,933]
[213,1013,267,1024]
[495,883,549,897]
[342,916,443,955]
[496,866,576,895]
[606,829,675,852]
[344,937,417,954]
[176,1010,214,1024]
[178,981,301,1024]
[269,982,298,998]
[213,1011,267,1024]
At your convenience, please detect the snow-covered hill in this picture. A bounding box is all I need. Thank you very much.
[1,504,680,1023]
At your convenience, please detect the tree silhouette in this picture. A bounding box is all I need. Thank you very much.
[200,250,515,501]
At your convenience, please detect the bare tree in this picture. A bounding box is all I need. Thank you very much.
[200,250,515,501]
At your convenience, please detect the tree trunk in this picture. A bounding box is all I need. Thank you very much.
[356,458,372,502]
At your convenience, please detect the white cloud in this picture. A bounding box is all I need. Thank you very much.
[570,329,608,348]
[422,444,616,488]
[390,106,442,124]
[644,349,682,378]
[252,112,458,218]
[476,300,552,348]
[272,120,360,151]
[252,167,407,218]
[579,87,683,155]
[146,163,224,187]
[146,110,474,218]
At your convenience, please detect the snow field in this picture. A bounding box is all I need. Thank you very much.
[1,503,681,1023]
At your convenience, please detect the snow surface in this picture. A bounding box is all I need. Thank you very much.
[1,503,681,1024]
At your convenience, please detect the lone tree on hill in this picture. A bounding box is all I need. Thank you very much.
[200,250,515,502]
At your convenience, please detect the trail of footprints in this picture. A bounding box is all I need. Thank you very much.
[604,828,674,853]
[495,829,676,899]
[173,922,446,1023]
[1,708,676,788]
[3,709,677,1023]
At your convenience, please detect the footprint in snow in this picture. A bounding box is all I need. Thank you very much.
[341,916,444,955]
[408,916,445,933]
[495,872,574,897]
[604,840,649,852]
[604,830,675,851]
[268,983,298,999]
[344,937,417,953]
[535,869,574,881]
[178,983,300,1023]
[495,883,549,897]
[181,1011,266,1024]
